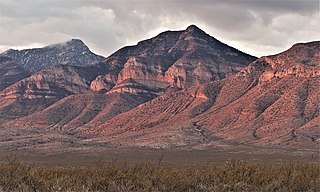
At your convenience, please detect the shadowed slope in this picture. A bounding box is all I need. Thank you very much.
[0,57,30,92]
[4,92,156,131]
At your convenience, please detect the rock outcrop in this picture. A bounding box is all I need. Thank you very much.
[90,75,114,93]
[1,65,92,100]
[258,41,320,82]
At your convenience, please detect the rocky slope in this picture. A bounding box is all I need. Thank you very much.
[0,64,107,120]
[0,26,318,152]
[0,57,30,92]
[83,41,319,149]
[0,25,256,121]
[94,25,257,93]
[0,39,104,72]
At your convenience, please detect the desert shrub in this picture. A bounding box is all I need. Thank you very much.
[0,159,319,191]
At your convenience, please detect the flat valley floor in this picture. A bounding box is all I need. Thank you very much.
[0,147,319,167]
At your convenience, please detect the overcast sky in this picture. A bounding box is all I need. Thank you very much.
[0,0,319,57]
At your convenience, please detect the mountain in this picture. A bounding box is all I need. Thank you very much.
[83,41,319,149]
[0,25,256,121]
[0,64,107,120]
[1,26,318,152]
[0,39,105,72]
[94,25,257,94]
[0,57,30,92]
[0,40,106,120]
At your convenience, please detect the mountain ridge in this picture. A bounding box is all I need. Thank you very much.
[94,25,257,93]
[0,25,318,152]
[83,40,319,149]
[0,25,256,121]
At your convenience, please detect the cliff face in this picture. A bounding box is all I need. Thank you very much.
[0,39,105,72]
[258,42,320,82]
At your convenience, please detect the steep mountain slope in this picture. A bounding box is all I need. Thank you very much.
[0,64,108,120]
[0,57,30,91]
[93,25,257,93]
[0,39,104,72]
[84,41,319,149]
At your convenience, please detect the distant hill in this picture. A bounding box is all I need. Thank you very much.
[0,39,105,72]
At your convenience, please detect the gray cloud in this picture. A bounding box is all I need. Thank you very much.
[0,0,319,57]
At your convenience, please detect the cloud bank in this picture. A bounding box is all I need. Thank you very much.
[0,0,319,57]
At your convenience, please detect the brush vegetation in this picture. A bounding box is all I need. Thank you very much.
[0,159,319,192]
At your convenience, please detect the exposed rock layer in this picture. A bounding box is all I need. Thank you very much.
[84,41,320,149]
[97,25,257,91]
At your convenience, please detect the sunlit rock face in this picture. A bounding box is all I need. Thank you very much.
[5,28,320,151]
[99,25,257,92]
[0,64,100,100]
[90,75,114,93]
[258,42,320,82]
[0,25,257,130]
[87,41,319,149]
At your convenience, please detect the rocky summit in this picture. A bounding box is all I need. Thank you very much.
[95,24,257,94]
[0,25,318,153]
[0,39,105,72]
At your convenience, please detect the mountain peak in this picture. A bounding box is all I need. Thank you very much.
[185,24,206,35]
[70,38,82,42]
[67,38,85,45]
[186,24,201,32]
[0,39,104,72]
[107,24,257,90]
[46,38,86,49]
[183,24,218,42]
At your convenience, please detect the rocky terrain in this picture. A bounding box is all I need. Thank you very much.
[95,25,257,92]
[0,57,30,92]
[0,25,318,152]
[0,25,255,121]
[83,41,319,149]
[0,39,104,72]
